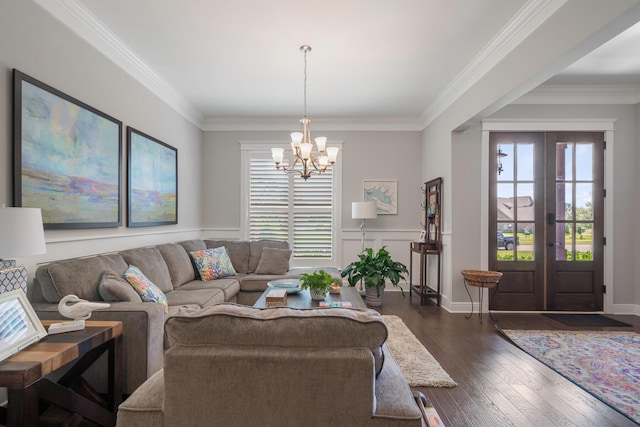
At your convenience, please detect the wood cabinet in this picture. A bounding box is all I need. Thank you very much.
[409,177,442,306]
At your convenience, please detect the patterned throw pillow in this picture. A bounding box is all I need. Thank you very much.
[123,265,168,313]
[190,247,237,281]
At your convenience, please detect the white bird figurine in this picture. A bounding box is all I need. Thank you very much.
[58,295,110,320]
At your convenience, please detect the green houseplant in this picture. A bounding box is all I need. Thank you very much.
[300,269,336,300]
[341,247,408,306]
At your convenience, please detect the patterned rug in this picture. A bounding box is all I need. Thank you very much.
[501,329,640,424]
[382,315,457,387]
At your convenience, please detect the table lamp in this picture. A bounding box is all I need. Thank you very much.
[352,201,378,252]
[0,207,47,294]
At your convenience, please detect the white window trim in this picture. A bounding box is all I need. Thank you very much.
[240,140,343,268]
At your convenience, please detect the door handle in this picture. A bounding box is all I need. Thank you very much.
[548,242,562,247]
[547,213,556,225]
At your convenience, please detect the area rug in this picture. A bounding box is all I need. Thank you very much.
[382,315,457,387]
[543,313,632,327]
[501,329,640,424]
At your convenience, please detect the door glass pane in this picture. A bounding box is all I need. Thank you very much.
[555,223,570,261]
[497,144,513,181]
[555,183,573,220]
[516,183,534,221]
[576,183,593,221]
[497,183,513,221]
[574,223,593,261]
[517,143,534,180]
[518,222,534,260]
[497,223,515,261]
[576,144,593,180]
[556,143,573,180]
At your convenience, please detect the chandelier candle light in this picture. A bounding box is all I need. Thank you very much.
[272,45,338,180]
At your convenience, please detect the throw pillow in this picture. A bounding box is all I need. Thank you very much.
[123,265,168,313]
[254,247,292,275]
[99,272,141,302]
[190,247,237,281]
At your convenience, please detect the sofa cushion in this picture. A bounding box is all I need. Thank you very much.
[36,254,129,303]
[165,303,387,373]
[119,247,173,293]
[178,278,240,301]
[254,247,292,275]
[124,265,169,313]
[190,248,237,280]
[165,288,225,309]
[99,272,141,302]
[178,239,206,253]
[157,243,195,288]
[116,369,165,427]
[248,240,289,273]
[205,240,250,274]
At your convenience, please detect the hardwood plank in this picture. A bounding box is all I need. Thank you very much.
[374,291,640,427]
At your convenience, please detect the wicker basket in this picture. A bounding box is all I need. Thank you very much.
[461,270,503,288]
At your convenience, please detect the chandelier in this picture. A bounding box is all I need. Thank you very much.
[271,45,339,181]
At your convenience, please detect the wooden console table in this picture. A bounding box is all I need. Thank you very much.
[0,320,123,427]
[409,241,441,306]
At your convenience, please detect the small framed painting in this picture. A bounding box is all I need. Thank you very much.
[127,127,178,227]
[363,180,397,215]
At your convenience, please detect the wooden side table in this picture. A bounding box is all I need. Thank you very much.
[0,320,123,426]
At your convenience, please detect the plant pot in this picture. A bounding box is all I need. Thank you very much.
[309,288,326,300]
[365,284,385,306]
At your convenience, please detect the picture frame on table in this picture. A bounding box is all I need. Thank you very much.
[0,289,47,363]
[418,230,427,243]
[13,70,122,229]
[127,127,178,227]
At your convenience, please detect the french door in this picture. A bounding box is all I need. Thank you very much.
[488,132,604,311]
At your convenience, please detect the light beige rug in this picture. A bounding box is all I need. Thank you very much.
[382,315,457,387]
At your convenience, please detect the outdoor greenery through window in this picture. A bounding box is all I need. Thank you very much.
[248,153,334,260]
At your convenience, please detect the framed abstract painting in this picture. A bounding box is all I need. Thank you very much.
[127,127,178,227]
[13,70,122,229]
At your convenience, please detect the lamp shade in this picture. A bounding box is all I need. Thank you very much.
[352,201,378,220]
[0,207,46,258]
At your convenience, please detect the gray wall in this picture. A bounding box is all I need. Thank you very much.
[202,130,423,269]
[0,0,203,275]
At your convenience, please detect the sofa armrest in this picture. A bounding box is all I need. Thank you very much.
[33,301,165,394]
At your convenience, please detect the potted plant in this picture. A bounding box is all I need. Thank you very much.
[300,269,335,300]
[341,247,408,306]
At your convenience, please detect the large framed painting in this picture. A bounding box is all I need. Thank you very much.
[363,179,398,215]
[127,127,178,227]
[13,70,122,229]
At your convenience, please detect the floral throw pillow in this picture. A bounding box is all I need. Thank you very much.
[123,265,168,313]
[190,247,237,281]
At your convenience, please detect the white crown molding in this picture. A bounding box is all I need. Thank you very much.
[33,0,203,128]
[420,0,567,128]
[482,118,616,132]
[513,84,640,104]
[201,116,424,132]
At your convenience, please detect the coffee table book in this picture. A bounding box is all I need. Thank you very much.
[265,289,287,307]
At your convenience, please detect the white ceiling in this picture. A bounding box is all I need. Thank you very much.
[35,0,640,128]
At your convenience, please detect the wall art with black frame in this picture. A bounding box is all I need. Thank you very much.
[13,70,122,229]
[126,127,178,227]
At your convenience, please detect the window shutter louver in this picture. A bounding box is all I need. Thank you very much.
[248,152,333,259]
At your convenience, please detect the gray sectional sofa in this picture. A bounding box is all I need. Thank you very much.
[29,238,340,394]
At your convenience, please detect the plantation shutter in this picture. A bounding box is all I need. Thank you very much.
[248,152,333,259]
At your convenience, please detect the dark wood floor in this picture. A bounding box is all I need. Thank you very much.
[373,292,640,427]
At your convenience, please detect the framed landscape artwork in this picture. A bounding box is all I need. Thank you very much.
[127,127,178,227]
[363,179,398,214]
[13,70,122,229]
